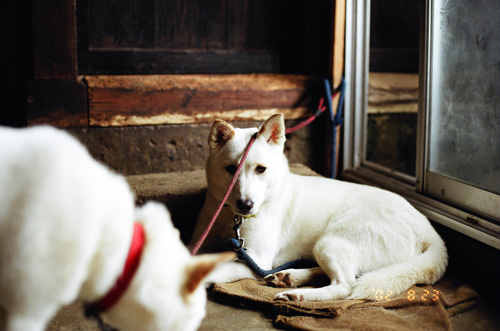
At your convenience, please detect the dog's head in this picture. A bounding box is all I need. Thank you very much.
[206,114,289,217]
[104,202,234,331]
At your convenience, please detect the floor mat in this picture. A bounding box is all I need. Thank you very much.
[212,278,479,330]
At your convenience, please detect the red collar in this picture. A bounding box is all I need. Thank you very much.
[87,222,145,314]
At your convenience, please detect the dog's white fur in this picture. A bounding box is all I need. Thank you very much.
[190,114,448,302]
[0,126,233,331]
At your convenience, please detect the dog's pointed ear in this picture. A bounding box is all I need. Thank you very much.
[182,252,235,301]
[258,113,286,147]
[208,120,235,150]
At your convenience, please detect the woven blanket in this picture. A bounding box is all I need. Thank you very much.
[212,278,479,330]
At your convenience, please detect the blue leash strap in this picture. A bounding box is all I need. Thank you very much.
[325,77,345,178]
[227,238,318,278]
[325,77,345,128]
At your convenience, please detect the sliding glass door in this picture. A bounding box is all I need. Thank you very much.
[423,0,500,221]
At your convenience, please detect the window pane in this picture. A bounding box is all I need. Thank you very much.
[429,0,500,194]
[366,0,420,176]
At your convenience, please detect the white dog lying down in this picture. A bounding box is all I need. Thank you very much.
[0,126,233,331]
[190,114,448,302]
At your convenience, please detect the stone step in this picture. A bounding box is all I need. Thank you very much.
[126,163,320,244]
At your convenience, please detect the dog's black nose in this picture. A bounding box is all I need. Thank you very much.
[236,199,254,212]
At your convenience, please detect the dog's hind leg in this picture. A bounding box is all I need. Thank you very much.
[265,267,328,288]
[273,237,359,302]
[273,264,354,302]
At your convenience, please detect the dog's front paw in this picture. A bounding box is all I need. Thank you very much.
[265,272,293,288]
[274,291,304,302]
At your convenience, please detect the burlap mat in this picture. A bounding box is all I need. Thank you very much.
[212,278,479,330]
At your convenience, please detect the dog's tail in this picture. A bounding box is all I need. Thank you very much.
[347,238,448,300]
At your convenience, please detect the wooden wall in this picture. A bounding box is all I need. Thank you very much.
[3,0,345,176]
[23,0,342,129]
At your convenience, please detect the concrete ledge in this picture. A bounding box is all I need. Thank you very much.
[69,119,330,176]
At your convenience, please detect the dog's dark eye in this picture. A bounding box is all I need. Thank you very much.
[225,165,237,175]
[256,165,267,174]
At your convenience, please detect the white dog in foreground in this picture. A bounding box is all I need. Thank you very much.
[190,114,448,302]
[0,126,234,331]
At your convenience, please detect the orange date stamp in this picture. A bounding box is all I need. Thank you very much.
[371,289,440,302]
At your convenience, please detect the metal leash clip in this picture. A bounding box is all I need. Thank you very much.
[232,215,245,251]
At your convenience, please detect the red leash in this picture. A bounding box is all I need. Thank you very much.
[285,97,328,134]
[190,93,338,256]
[191,133,258,255]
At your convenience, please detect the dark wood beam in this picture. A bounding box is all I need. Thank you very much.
[86,74,321,126]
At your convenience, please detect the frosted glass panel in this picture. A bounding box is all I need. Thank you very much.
[429,0,500,194]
